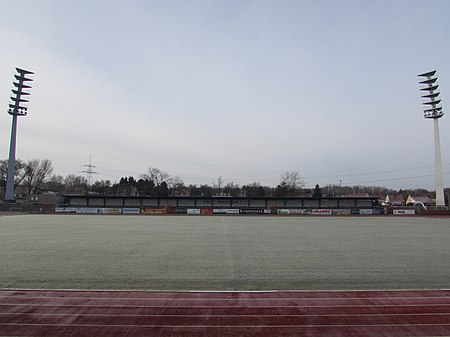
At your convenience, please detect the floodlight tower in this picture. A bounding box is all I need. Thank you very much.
[4,68,34,202]
[418,70,445,208]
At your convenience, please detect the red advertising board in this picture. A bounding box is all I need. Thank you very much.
[142,208,168,215]
[312,209,333,215]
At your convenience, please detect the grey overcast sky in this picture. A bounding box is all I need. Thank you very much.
[1,0,449,190]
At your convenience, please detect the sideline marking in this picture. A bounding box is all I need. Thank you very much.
[221,218,235,279]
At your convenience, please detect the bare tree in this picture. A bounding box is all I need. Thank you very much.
[43,175,65,193]
[279,170,305,196]
[24,158,54,194]
[0,159,26,186]
[243,181,266,197]
[91,180,113,195]
[141,167,179,196]
[213,175,224,195]
[0,160,8,182]
[64,174,88,187]
[280,170,304,189]
[223,181,241,197]
[62,174,88,195]
[142,167,171,187]
[168,176,185,196]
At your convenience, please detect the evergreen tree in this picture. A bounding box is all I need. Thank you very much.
[313,184,323,198]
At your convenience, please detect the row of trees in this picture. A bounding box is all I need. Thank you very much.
[1,158,443,199]
[0,159,308,198]
[0,159,54,195]
[61,169,308,198]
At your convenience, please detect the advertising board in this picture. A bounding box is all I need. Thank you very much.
[187,209,201,215]
[141,208,167,215]
[213,209,240,214]
[393,209,415,215]
[332,209,352,215]
[54,207,77,213]
[239,209,271,214]
[312,209,333,215]
[277,209,306,215]
[102,208,122,214]
[359,209,373,215]
[289,209,306,214]
[122,208,141,214]
[76,208,103,214]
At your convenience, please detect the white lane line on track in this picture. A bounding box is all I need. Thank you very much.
[3,288,450,292]
[2,303,450,308]
[1,296,450,301]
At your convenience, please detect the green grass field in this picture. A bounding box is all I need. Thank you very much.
[1,214,449,291]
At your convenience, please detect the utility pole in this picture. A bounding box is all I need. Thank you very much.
[5,68,34,202]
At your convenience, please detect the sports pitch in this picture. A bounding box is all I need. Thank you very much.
[0,214,449,291]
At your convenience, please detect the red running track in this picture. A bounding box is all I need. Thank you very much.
[1,289,450,336]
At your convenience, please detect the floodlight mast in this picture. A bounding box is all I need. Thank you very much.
[4,68,34,202]
[418,70,445,209]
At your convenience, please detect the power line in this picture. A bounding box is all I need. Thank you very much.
[302,164,450,180]
[345,172,450,186]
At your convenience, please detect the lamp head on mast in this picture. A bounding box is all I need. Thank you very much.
[418,70,444,119]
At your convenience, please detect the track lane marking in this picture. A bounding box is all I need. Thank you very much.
[3,303,450,308]
[2,295,450,301]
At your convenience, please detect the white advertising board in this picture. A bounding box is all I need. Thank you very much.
[76,208,103,214]
[102,208,122,214]
[393,209,415,215]
[332,209,352,215]
[213,209,239,214]
[55,207,77,213]
[289,209,306,214]
[277,209,306,215]
[187,209,201,215]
